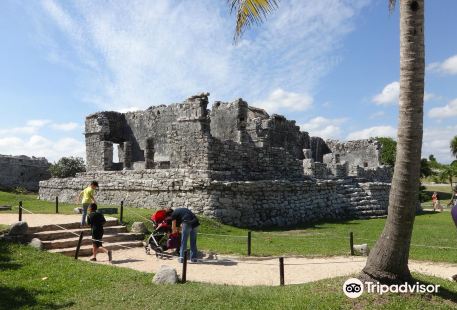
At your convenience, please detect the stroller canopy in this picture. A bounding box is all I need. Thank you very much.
[151,209,168,223]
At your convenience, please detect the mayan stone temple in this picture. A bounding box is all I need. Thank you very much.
[39,93,392,228]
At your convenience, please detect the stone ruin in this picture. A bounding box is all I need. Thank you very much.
[0,155,50,191]
[39,93,392,228]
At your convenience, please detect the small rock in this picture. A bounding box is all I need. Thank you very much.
[353,244,370,256]
[131,222,148,234]
[74,207,82,214]
[29,238,43,250]
[9,221,28,236]
[152,265,178,284]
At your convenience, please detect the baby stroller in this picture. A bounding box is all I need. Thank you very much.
[145,209,180,259]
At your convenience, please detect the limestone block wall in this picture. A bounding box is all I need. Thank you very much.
[326,139,382,168]
[39,169,391,228]
[0,155,50,191]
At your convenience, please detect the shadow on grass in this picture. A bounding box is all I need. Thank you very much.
[0,286,74,310]
[416,278,457,304]
[0,241,21,271]
[255,219,364,232]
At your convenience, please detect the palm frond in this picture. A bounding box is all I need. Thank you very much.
[229,0,278,42]
[389,0,397,14]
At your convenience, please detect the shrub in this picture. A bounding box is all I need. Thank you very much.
[49,157,86,178]
[375,137,397,166]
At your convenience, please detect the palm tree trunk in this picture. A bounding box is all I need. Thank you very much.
[361,0,424,283]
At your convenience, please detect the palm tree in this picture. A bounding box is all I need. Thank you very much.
[229,0,425,283]
[439,165,456,191]
[451,136,457,159]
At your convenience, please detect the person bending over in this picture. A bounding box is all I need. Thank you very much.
[166,207,199,263]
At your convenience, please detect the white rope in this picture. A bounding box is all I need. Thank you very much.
[18,204,457,252]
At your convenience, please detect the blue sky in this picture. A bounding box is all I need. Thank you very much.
[0,0,456,163]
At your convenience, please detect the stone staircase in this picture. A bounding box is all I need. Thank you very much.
[28,218,144,256]
[338,180,387,219]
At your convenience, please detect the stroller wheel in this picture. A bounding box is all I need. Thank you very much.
[154,247,163,259]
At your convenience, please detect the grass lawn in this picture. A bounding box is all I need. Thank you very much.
[1,190,457,263]
[421,185,454,209]
[1,241,457,310]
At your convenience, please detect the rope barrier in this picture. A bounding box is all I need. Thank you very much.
[18,204,457,252]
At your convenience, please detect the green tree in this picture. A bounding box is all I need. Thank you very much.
[376,137,397,166]
[420,158,432,178]
[230,0,426,283]
[451,136,457,159]
[439,164,457,191]
[428,154,436,162]
[49,157,86,178]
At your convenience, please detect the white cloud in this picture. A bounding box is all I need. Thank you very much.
[369,111,385,119]
[372,81,399,105]
[372,81,435,105]
[254,88,313,114]
[116,107,142,113]
[300,117,347,139]
[346,126,397,140]
[26,119,51,127]
[0,119,51,135]
[427,54,457,75]
[35,0,370,110]
[422,126,457,163]
[0,126,39,135]
[428,98,457,119]
[50,122,80,131]
[0,134,85,162]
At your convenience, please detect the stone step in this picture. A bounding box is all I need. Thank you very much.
[49,240,145,256]
[32,225,127,241]
[352,209,387,216]
[356,214,388,220]
[352,206,386,211]
[28,219,119,234]
[42,232,144,250]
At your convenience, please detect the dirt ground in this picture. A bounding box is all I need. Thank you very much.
[82,247,457,286]
[2,214,457,286]
[0,213,117,226]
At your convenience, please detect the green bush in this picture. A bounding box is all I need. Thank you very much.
[375,137,397,166]
[49,157,86,178]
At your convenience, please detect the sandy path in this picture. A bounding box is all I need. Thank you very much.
[0,214,116,227]
[81,247,457,286]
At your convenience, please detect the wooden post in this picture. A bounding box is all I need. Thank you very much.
[247,231,252,256]
[182,250,188,283]
[74,232,84,260]
[120,200,124,225]
[55,196,59,214]
[279,257,285,286]
[350,232,354,256]
[19,201,22,221]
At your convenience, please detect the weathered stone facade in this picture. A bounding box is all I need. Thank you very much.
[0,155,50,191]
[40,93,393,228]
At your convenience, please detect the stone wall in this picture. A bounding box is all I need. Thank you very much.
[41,93,394,228]
[325,139,382,168]
[0,155,50,191]
[39,169,390,228]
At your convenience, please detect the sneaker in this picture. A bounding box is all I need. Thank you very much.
[89,257,97,261]
[178,257,184,264]
[108,250,113,262]
[190,259,198,264]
